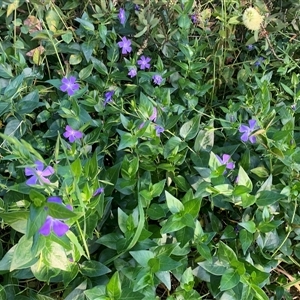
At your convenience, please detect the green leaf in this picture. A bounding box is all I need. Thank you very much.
[130,250,154,267]
[151,179,165,198]
[26,205,48,238]
[256,191,285,206]
[238,221,256,233]
[147,203,165,220]
[107,271,122,299]
[0,211,29,234]
[79,64,93,80]
[74,17,95,31]
[239,229,253,254]
[10,236,37,271]
[194,128,214,152]
[220,268,240,291]
[237,166,253,191]
[158,255,181,271]
[47,202,77,219]
[16,90,40,114]
[183,198,201,218]
[71,157,82,177]
[218,241,238,265]
[117,130,138,150]
[29,190,46,207]
[179,115,200,140]
[165,191,184,214]
[46,9,61,32]
[80,260,111,277]
[178,14,191,29]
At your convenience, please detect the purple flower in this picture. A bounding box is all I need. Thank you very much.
[216,154,235,170]
[137,55,151,70]
[118,37,132,54]
[63,125,83,143]
[93,187,104,197]
[152,74,163,85]
[191,14,197,24]
[128,68,137,78]
[104,90,115,105]
[134,4,140,11]
[39,197,71,237]
[155,125,164,136]
[239,119,258,143]
[118,8,126,25]
[149,107,157,122]
[60,76,80,96]
[25,160,54,185]
[247,44,254,50]
[254,57,264,67]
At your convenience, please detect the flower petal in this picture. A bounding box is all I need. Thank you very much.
[39,216,52,236]
[222,154,231,163]
[35,160,44,171]
[215,155,223,164]
[249,135,257,143]
[47,196,63,204]
[241,132,249,142]
[226,162,235,170]
[25,167,35,176]
[239,125,250,133]
[52,219,69,237]
[26,176,38,185]
[42,166,54,176]
[248,119,257,130]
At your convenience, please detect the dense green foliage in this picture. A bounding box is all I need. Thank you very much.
[0,0,300,299]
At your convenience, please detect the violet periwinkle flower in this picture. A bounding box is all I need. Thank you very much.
[254,57,264,67]
[63,125,83,143]
[149,107,157,122]
[118,8,126,25]
[118,37,132,54]
[152,74,163,85]
[239,119,258,143]
[60,76,80,96]
[137,55,151,70]
[104,90,115,105]
[128,68,137,78]
[191,14,197,24]
[155,125,164,136]
[216,154,235,170]
[93,187,104,197]
[39,197,71,237]
[134,4,140,11]
[25,160,54,185]
[247,44,254,51]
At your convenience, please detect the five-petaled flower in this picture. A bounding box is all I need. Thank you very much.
[25,160,54,185]
[63,125,83,143]
[118,8,126,25]
[128,68,137,78]
[93,187,104,197]
[39,197,71,237]
[60,76,80,96]
[191,14,197,24]
[104,90,115,105]
[239,119,258,143]
[137,55,151,70]
[152,74,163,85]
[118,37,132,54]
[254,57,264,67]
[216,154,235,170]
[155,125,164,137]
[247,44,254,51]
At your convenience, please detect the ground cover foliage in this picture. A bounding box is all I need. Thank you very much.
[0,0,300,299]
